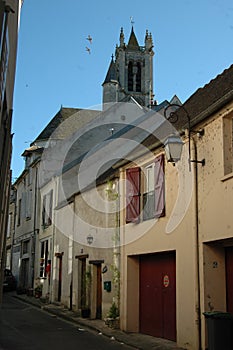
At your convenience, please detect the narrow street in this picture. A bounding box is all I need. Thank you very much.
[0,293,132,350]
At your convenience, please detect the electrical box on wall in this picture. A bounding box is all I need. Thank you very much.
[104,281,111,292]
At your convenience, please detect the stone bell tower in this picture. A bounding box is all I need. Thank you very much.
[102,27,154,108]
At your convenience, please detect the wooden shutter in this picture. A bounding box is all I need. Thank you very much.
[154,155,165,217]
[126,167,141,223]
[25,191,32,219]
[48,190,53,225]
[42,195,46,226]
[21,192,26,220]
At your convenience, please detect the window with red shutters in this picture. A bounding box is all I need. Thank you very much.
[126,155,165,223]
[126,167,141,223]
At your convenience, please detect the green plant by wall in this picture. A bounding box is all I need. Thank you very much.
[105,180,119,201]
[107,301,119,319]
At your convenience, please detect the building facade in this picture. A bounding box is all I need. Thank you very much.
[118,64,233,349]
[0,0,22,301]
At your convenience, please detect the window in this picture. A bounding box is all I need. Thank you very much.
[7,213,12,238]
[40,240,49,278]
[0,21,9,109]
[128,61,133,91]
[143,165,155,220]
[223,115,233,175]
[22,240,30,254]
[126,154,165,223]
[17,199,21,226]
[27,168,32,186]
[42,190,53,227]
[26,191,32,220]
[136,62,141,92]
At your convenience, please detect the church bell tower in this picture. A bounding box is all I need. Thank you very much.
[102,27,154,108]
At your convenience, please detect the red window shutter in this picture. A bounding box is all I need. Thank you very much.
[154,154,165,217]
[126,167,141,223]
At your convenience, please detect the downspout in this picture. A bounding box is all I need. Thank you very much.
[191,136,202,350]
[51,176,57,302]
[11,186,17,271]
[70,198,75,310]
[115,178,120,309]
[31,166,38,288]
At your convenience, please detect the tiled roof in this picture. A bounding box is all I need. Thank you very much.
[184,64,233,126]
[32,107,100,144]
[164,64,233,131]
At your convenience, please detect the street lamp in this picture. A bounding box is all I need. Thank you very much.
[86,233,94,245]
[164,135,183,164]
[164,103,205,168]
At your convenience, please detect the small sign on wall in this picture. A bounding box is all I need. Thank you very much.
[163,275,170,288]
[104,281,111,292]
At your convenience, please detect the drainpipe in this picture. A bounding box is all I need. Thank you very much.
[70,199,75,310]
[191,136,202,350]
[50,176,57,303]
[31,166,38,289]
[115,178,120,309]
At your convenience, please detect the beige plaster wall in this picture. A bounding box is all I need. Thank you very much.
[119,148,200,350]
[196,103,233,348]
[53,181,119,317]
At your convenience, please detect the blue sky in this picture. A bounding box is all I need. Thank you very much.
[12,0,233,179]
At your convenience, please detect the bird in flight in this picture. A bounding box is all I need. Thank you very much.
[86,34,92,44]
[86,46,91,54]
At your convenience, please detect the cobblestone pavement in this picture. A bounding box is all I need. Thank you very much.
[11,292,186,350]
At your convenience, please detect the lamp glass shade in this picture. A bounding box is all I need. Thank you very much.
[164,135,183,163]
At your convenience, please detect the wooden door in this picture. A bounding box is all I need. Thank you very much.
[96,264,102,319]
[21,258,29,289]
[80,258,86,308]
[55,253,63,302]
[139,251,176,341]
[225,247,233,313]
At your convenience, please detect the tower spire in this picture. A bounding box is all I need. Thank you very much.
[103,27,154,108]
[119,27,125,48]
[127,26,139,49]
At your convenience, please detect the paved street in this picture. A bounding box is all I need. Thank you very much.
[0,294,132,350]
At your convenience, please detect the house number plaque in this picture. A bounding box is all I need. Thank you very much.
[163,275,169,288]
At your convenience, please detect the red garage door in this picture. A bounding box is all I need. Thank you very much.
[225,247,233,314]
[139,251,176,341]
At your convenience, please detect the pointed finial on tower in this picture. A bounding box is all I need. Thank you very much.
[120,27,125,47]
[145,30,154,52]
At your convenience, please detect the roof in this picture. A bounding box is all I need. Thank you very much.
[21,145,43,157]
[103,56,117,84]
[183,64,233,127]
[127,27,140,50]
[32,107,100,144]
[63,63,233,196]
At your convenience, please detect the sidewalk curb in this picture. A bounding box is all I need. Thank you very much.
[13,294,186,350]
